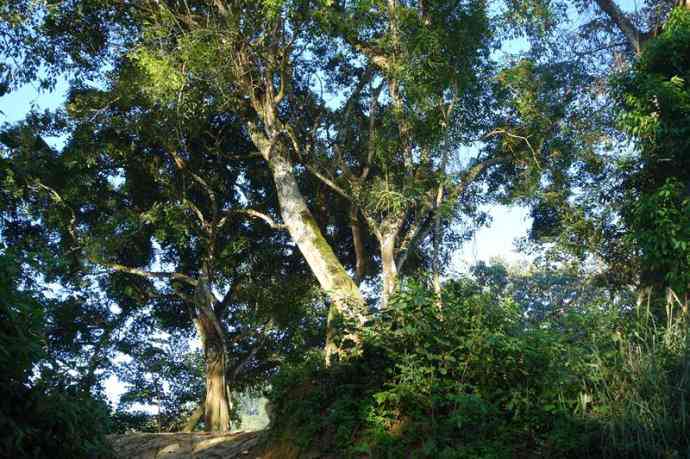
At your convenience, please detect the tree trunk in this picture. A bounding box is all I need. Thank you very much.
[204,338,231,432]
[245,119,366,362]
[350,206,366,283]
[432,183,445,303]
[380,232,398,308]
[265,150,366,363]
[194,279,232,432]
[593,0,645,53]
[432,219,442,300]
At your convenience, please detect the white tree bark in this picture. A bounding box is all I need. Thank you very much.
[246,124,366,362]
[380,232,399,308]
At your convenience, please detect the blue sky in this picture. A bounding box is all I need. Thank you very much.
[1,79,69,123]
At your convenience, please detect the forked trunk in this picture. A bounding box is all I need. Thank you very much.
[267,152,366,363]
[245,121,366,362]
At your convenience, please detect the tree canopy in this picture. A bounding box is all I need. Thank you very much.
[1,0,689,457]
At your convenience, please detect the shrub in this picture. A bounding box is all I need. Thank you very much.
[0,254,114,458]
[268,276,690,458]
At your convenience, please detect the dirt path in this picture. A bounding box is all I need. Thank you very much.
[108,431,263,459]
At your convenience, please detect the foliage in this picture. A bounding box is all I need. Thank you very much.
[0,0,137,92]
[616,6,690,298]
[2,1,690,458]
[626,179,690,295]
[268,271,690,458]
[584,300,690,457]
[115,330,206,432]
[0,252,114,459]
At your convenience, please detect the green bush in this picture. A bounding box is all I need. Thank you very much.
[0,254,114,458]
[582,302,690,457]
[268,276,690,458]
[0,385,114,459]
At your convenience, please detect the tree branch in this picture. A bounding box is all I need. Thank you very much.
[29,181,78,241]
[303,162,353,201]
[223,208,287,230]
[396,157,503,270]
[168,149,217,228]
[182,403,204,432]
[27,179,202,290]
[484,129,541,168]
[395,217,430,271]
[101,262,198,287]
[361,81,384,181]
[447,157,503,201]
[593,0,645,53]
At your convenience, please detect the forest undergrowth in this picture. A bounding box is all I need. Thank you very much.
[268,279,690,458]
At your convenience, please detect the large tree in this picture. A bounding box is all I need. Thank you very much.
[125,0,548,361]
[509,0,690,308]
[2,62,324,431]
[5,0,568,360]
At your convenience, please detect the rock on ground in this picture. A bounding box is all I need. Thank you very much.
[108,431,262,459]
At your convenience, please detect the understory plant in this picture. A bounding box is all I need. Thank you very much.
[268,275,690,458]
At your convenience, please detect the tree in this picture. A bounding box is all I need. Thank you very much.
[511,0,690,309]
[615,5,690,307]
[6,0,583,362]
[0,0,138,93]
[1,61,324,431]
[0,248,114,458]
[126,0,537,362]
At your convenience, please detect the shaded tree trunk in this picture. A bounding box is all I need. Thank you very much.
[380,231,399,308]
[254,138,366,363]
[194,278,232,432]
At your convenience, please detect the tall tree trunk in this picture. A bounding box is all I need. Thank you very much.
[432,216,442,299]
[245,118,366,362]
[204,335,231,432]
[266,150,366,362]
[432,182,445,302]
[380,232,398,308]
[350,206,366,283]
[194,278,232,432]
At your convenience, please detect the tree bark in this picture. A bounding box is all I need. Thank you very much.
[380,232,399,308]
[182,404,204,432]
[350,206,367,283]
[593,0,645,53]
[432,216,442,299]
[195,278,232,432]
[204,338,231,432]
[432,182,445,302]
[263,145,366,363]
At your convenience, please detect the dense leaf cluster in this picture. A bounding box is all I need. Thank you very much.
[269,273,690,458]
[0,252,113,459]
[1,0,689,456]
